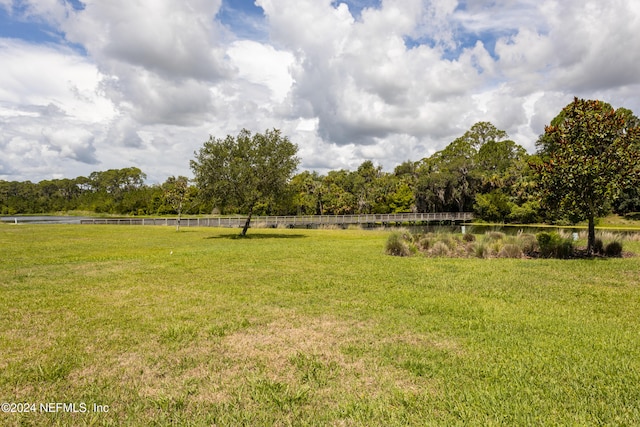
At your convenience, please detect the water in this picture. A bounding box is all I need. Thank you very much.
[0,216,89,224]
[3,217,638,238]
[391,223,640,237]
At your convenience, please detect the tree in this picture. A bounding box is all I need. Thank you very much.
[321,170,357,215]
[163,176,191,231]
[191,128,299,236]
[352,160,383,214]
[289,171,324,215]
[473,190,513,223]
[415,122,511,213]
[533,97,640,254]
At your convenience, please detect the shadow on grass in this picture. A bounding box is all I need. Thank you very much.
[206,233,307,240]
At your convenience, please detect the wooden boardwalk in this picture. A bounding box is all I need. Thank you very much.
[80,212,473,228]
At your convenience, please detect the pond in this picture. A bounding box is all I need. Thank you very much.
[383,223,640,238]
[0,216,89,224]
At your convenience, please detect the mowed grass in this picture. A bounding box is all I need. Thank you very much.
[1,224,640,426]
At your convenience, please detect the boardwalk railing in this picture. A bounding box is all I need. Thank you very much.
[80,212,473,228]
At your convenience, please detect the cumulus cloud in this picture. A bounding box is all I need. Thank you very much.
[0,39,113,178]
[57,0,235,130]
[260,0,494,149]
[227,40,294,103]
[1,0,640,182]
[64,0,230,81]
[42,127,98,164]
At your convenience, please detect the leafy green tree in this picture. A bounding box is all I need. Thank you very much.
[414,122,534,220]
[191,128,299,236]
[388,181,415,213]
[473,190,513,223]
[476,139,528,191]
[533,97,640,254]
[289,171,325,215]
[83,167,147,213]
[416,122,506,213]
[162,176,191,230]
[89,167,146,197]
[353,160,383,214]
[321,170,356,215]
[389,161,418,213]
[0,181,37,214]
[614,186,640,216]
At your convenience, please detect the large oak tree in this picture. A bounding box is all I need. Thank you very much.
[191,129,299,236]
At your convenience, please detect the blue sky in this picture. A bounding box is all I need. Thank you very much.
[0,4,59,43]
[217,0,267,40]
[1,0,639,183]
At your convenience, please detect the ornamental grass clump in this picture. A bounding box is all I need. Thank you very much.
[499,244,523,259]
[463,233,476,242]
[417,234,435,251]
[604,241,623,257]
[386,228,630,259]
[430,241,451,257]
[485,231,506,242]
[474,241,489,258]
[385,231,412,257]
[517,233,538,256]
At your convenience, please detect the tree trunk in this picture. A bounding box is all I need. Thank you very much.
[241,206,253,236]
[176,202,182,231]
[587,215,596,256]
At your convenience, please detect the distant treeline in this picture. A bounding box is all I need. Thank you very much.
[2,122,639,222]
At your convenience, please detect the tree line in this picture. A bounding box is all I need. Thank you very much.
[3,99,640,235]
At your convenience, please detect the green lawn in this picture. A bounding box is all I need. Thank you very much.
[1,224,639,426]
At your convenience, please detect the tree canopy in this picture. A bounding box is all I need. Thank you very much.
[414,122,530,219]
[533,97,640,253]
[6,102,640,242]
[190,128,299,235]
[162,176,192,231]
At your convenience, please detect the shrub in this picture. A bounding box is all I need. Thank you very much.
[536,232,574,259]
[555,240,574,259]
[499,244,523,259]
[593,238,604,255]
[385,232,412,257]
[604,241,623,257]
[536,231,553,247]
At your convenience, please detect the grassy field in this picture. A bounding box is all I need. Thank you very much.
[1,224,640,426]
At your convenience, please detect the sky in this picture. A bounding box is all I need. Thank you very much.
[1,0,639,184]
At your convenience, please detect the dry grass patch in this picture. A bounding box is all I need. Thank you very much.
[220,315,438,402]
